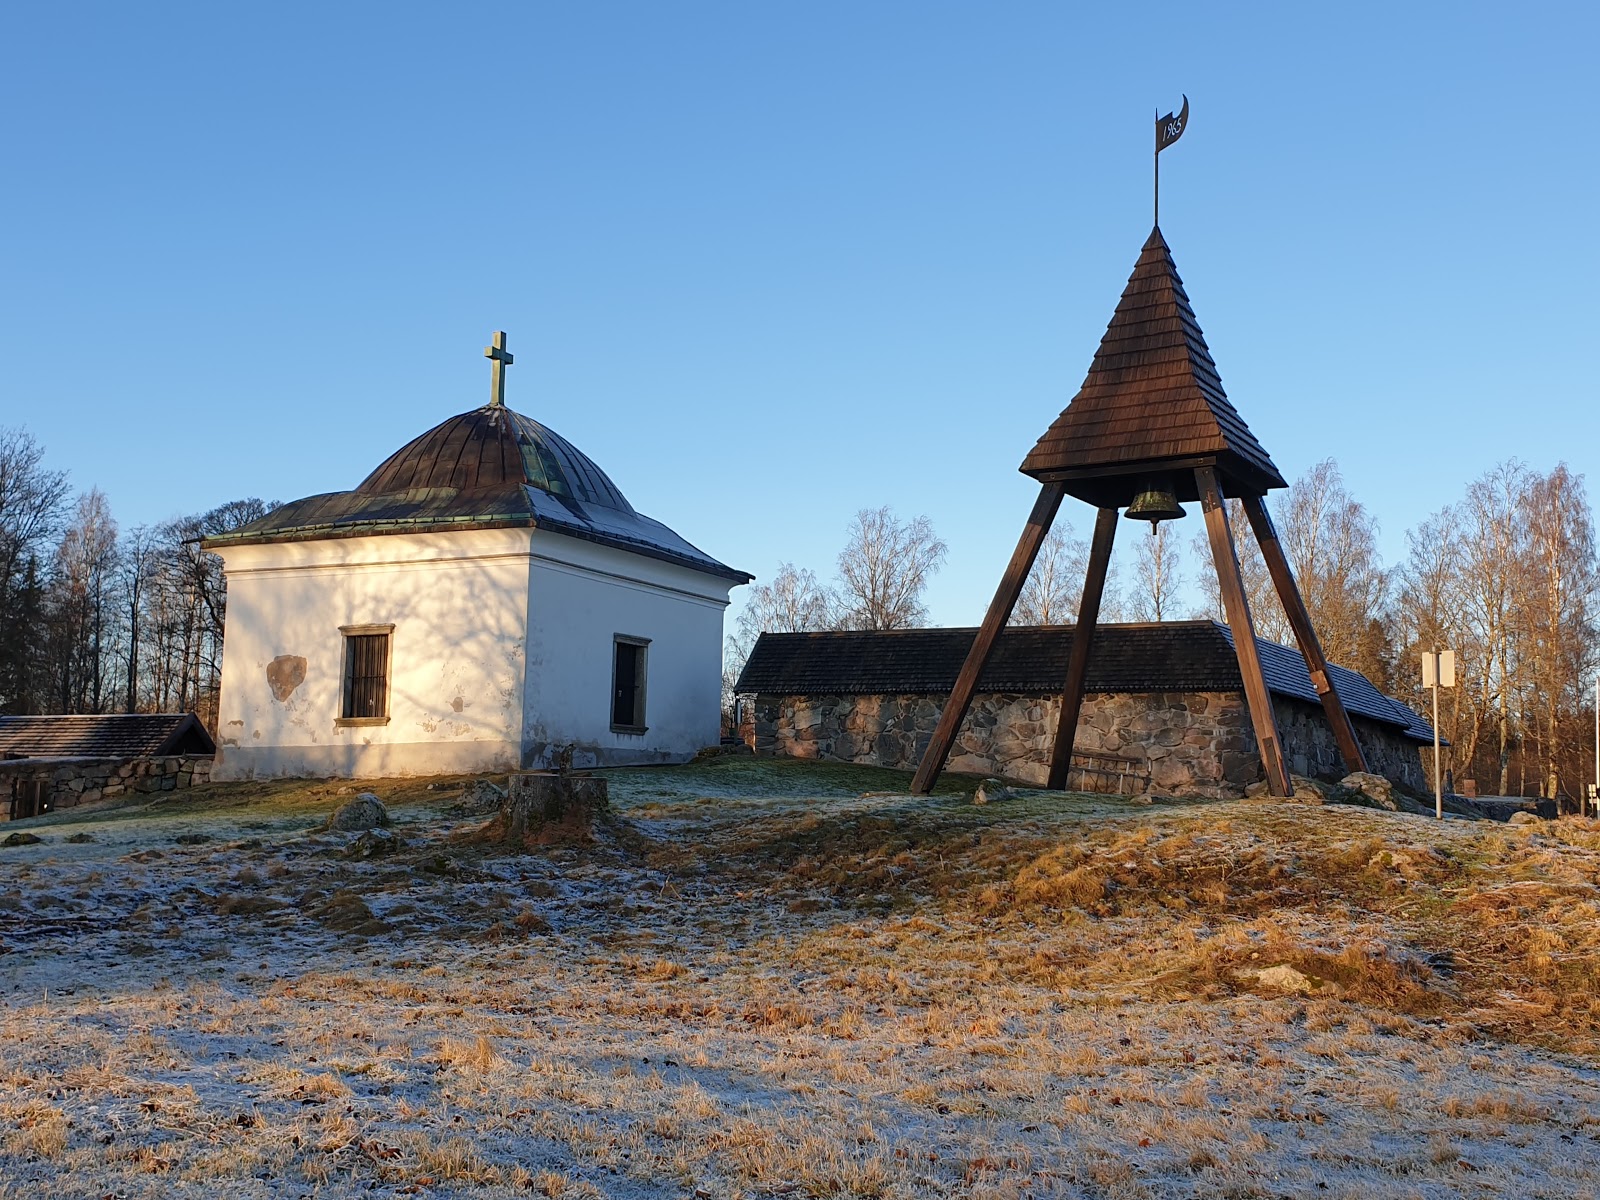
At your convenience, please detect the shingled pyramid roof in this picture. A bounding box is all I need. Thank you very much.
[1020,227,1286,507]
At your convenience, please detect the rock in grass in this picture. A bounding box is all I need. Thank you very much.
[1246,775,1330,804]
[454,779,506,817]
[1251,964,1318,994]
[325,794,389,832]
[66,832,96,844]
[1339,771,1395,807]
[973,778,1014,805]
[2,832,42,847]
[345,828,405,859]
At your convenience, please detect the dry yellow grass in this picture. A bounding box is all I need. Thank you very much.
[5,758,1600,1197]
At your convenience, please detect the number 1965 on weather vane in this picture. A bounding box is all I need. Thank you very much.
[1154,94,1187,226]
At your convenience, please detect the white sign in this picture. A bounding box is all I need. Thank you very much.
[1422,650,1456,689]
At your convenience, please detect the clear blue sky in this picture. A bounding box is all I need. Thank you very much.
[2,2,1595,625]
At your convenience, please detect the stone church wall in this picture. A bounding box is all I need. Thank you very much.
[752,691,1430,798]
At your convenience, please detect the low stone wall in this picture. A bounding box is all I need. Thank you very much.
[0,755,213,819]
[752,690,1432,798]
[1271,699,1430,794]
[753,690,1251,797]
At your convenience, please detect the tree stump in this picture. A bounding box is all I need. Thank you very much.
[502,773,609,847]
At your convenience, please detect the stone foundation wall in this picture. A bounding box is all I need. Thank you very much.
[1,755,213,819]
[753,690,1431,798]
[753,690,1253,798]
[1270,699,1431,794]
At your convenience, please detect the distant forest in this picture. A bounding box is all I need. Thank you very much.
[0,426,274,735]
[3,425,1595,802]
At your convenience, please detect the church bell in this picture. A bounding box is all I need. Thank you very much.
[1124,478,1186,526]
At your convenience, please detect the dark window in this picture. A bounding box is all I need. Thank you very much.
[611,636,649,730]
[341,629,392,721]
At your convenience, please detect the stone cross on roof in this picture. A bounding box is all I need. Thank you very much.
[484,331,513,408]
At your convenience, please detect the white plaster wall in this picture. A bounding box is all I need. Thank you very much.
[521,532,737,768]
[211,529,532,779]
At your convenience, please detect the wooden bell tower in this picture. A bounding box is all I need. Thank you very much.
[910,227,1370,796]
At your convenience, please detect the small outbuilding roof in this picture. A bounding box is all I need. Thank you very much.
[0,713,216,758]
[202,404,751,583]
[733,622,1434,741]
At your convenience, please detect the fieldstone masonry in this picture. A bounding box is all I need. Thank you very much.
[0,755,213,818]
[753,690,1429,798]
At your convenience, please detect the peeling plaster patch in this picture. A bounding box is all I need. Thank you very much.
[252,730,262,740]
[226,720,244,728]
[221,737,239,747]
[266,655,307,703]
[450,696,465,713]
[420,720,438,733]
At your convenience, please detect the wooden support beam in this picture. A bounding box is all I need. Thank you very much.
[1196,469,1292,798]
[911,484,1066,794]
[1046,506,1119,790]
[1241,495,1369,775]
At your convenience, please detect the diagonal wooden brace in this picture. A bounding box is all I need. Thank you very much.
[1046,506,1118,790]
[1196,469,1292,798]
[1241,495,1369,775]
[911,484,1065,794]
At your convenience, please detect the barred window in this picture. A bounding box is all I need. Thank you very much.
[339,625,393,723]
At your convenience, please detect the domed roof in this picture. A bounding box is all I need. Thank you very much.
[204,402,749,583]
[358,405,634,512]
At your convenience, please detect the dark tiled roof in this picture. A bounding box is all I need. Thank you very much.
[1218,627,1417,734]
[0,714,216,758]
[202,404,751,583]
[1019,228,1287,506]
[734,622,1433,741]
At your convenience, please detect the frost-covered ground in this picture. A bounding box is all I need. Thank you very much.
[4,758,1600,1199]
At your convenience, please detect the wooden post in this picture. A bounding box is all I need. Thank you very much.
[911,484,1065,794]
[1240,495,1369,775]
[1196,468,1291,798]
[1046,506,1118,790]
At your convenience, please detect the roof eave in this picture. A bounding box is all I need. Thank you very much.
[204,513,752,585]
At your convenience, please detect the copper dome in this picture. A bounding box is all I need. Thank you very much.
[357,404,634,512]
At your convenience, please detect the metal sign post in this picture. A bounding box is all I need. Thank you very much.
[1422,650,1456,819]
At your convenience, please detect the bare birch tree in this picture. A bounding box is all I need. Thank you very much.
[736,563,834,644]
[1520,465,1597,804]
[835,507,947,630]
[1190,499,1279,636]
[1274,460,1387,670]
[1395,508,1468,751]
[1458,461,1530,795]
[1010,524,1088,626]
[0,427,70,712]
[46,489,120,712]
[722,562,837,705]
[1128,522,1183,622]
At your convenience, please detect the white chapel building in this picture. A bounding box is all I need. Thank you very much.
[204,334,749,780]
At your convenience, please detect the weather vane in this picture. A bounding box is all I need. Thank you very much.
[1154,95,1188,226]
